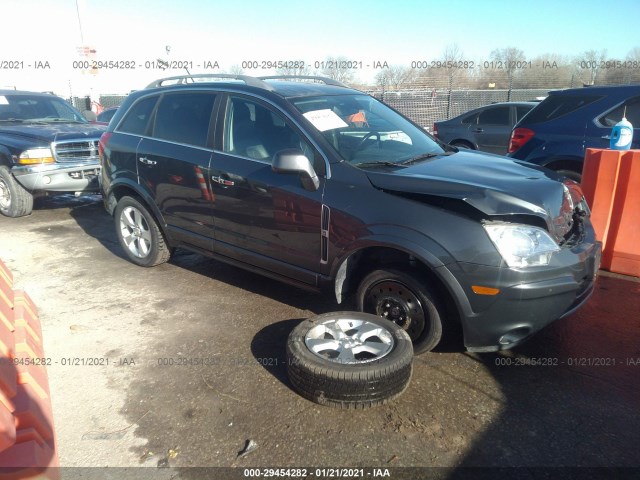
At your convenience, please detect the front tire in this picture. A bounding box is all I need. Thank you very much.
[114,196,171,267]
[0,166,34,218]
[357,268,444,354]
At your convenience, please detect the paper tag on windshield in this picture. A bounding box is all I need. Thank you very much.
[0,96,9,105]
[303,109,348,132]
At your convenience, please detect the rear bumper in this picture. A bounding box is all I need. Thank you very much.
[438,234,602,352]
[12,163,100,193]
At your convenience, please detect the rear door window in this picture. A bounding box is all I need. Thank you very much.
[152,92,216,147]
[523,94,602,124]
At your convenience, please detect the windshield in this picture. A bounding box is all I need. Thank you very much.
[291,94,446,166]
[0,94,87,123]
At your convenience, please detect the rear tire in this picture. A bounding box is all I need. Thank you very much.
[0,166,34,218]
[357,268,444,354]
[114,196,171,267]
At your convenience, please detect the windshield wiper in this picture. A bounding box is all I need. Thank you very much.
[399,151,454,165]
[353,161,407,169]
[0,118,25,123]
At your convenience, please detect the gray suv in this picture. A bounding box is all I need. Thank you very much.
[99,75,601,354]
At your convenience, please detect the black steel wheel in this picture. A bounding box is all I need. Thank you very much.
[357,268,443,354]
[286,312,413,409]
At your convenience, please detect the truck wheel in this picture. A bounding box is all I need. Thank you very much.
[286,312,413,409]
[357,268,443,354]
[0,166,34,217]
[114,196,171,267]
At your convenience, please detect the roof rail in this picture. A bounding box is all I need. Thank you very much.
[258,75,348,88]
[146,74,274,90]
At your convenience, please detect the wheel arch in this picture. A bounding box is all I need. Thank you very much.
[0,146,13,167]
[106,179,174,245]
[538,156,583,174]
[450,139,476,149]
[332,242,462,327]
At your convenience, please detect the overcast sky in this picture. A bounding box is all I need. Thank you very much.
[1,0,639,97]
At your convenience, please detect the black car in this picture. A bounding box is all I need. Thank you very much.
[508,85,640,182]
[433,102,536,155]
[0,90,104,217]
[99,74,601,355]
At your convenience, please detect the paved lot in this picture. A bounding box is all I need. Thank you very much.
[0,195,639,478]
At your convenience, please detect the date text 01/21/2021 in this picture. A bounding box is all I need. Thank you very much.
[243,468,391,478]
[493,357,639,367]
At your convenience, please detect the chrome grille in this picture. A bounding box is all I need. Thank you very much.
[52,140,100,164]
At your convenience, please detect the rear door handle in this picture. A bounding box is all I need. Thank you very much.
[472,128,484,133]
[139,157,157,165]
[212,175,234,186]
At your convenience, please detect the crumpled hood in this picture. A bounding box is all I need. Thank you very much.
[365,150,567,225]
[0,123,106,143]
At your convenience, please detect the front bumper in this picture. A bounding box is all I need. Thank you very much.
[12,163,100,193]
[438,233,602,352]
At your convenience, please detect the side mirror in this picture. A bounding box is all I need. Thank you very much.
[272,149,320,191]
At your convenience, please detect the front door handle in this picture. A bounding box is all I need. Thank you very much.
[139,157,157,165]
[601,135,611,140]
[212,175,234,186]
[472,128,484,133]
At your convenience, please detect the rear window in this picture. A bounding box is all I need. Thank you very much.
[522,94,602,124]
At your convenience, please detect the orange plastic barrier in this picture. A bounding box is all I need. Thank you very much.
[0,259,59,478]
[582,149,640,277]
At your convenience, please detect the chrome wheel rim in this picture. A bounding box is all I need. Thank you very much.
[304,317,394,364]
[0,177,10,210]
[367,280,425,341]
[119,206,152,258]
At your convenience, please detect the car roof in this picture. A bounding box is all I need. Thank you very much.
[549,84,640,96]
[0,89,59,97]
[142,75,362,100]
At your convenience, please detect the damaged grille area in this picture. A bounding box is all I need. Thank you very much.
[53,140,100,164]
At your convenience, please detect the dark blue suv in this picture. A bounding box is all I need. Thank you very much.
[508,85,640,182]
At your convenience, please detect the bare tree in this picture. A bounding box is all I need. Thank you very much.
[275,63,313,77]
[577,49,608,85]
[319,56,356,84]
[517,54,574,88]
[228,64,245,75]
[491,47,526,78]
[625,47,640,83]
[374,65,416,90]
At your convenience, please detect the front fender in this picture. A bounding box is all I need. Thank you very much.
[330,228,456,304]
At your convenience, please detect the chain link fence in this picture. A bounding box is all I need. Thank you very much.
[365,88,552,131]
[66,94,128,113]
